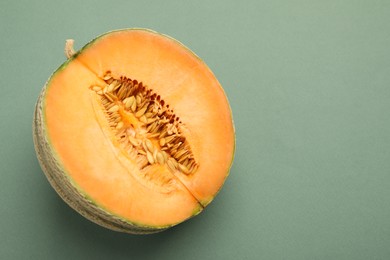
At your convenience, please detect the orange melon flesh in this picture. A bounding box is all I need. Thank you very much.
[44,59,201,227]
[43,29,234,228]
[75,30,235,206]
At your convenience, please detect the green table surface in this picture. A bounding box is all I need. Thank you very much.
[1,1,389,259]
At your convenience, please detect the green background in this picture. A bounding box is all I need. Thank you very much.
[1,0,389,259]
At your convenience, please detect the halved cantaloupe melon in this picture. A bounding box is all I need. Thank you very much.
[33,29,235,234]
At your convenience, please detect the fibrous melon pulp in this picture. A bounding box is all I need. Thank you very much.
[33,29,235,234]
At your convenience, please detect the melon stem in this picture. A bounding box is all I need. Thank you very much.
[65,39,76,59]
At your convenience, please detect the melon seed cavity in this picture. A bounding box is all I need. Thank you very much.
[90,71,198,175]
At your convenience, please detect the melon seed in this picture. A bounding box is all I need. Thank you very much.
[178,163,190,174]
[129,136,140,147]
[159,138,166,147]
[135,104,148,118]
[108,105,119,113]
[146,151,154,164]
[144,139,154,153]
[131,99,137,112]
[92,86,101,92]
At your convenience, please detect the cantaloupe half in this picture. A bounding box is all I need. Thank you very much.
[33,29,235,234]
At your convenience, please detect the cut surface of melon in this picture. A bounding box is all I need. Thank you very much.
[34,29,235,232]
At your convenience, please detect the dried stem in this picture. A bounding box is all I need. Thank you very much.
[64,39,76,59]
